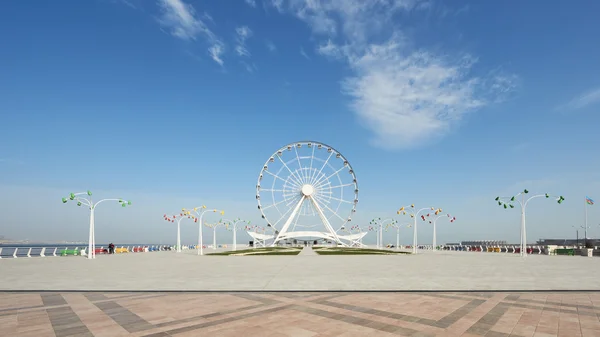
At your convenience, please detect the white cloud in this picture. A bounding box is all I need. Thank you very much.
[156,0,225,65]
[272,0,517,149]
[300,47,310,60]
[245,0,257,7]
[559,87,600,111]
[235,26,253,57]
[270,0,284,12]
[266,40,277,52]
[241,61,258,73]
[209,43,224,65]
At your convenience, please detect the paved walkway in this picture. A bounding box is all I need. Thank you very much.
[3,250,600,291]
[1,291,599,336]
[298,246,318,256]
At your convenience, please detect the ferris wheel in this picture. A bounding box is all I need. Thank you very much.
[255,141,361,246]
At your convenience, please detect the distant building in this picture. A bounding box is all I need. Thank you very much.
[536,238,599,246]
[460,240,508,246]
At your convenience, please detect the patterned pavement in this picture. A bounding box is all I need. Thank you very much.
[1,292,600,337]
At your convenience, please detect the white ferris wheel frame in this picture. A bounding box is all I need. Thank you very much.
[255,141,360,246]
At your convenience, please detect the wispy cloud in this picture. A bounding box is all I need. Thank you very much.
[266,40,277,52]
[156,0,225,65]
[300,47,310,60]
[209,44,224,66]
[272,0,517,150]
[558,87,600,111]
[116,0,137,9]
[235,26,253,57]
[241,61,258,73]
[270,0,284,12]
[245,0,257,7]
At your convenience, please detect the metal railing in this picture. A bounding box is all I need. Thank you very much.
[0,245,196,259]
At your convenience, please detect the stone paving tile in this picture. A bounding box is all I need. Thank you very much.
[1,292,600,336]
[46,306,93,337]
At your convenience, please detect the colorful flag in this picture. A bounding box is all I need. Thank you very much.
[586,196,594,205]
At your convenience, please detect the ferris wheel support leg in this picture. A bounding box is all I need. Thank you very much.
[310,197,345,246]
[273,196,305,245]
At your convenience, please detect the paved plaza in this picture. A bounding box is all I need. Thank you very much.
[1,247,600,291]
[2,291,600,336]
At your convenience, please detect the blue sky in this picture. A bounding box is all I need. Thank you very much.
[1,0,599,245]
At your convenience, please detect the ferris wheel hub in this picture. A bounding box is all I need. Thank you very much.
[301,184,315,196]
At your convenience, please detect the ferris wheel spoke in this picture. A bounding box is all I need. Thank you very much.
[262,196,295,211]
[270,197,300,230]
[313,195,346,222]
[293,146,307,184]
[264,170,301,189]
[276,155,305,186]
[322,182,354,190]
[308,146,315,185]
[285,194,302,207]
[314,193,332,205]
[309,151,333,186]
[314,166,346,189]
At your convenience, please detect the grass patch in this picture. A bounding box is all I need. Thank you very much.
[314,247,411,255]
[207,247,302,256]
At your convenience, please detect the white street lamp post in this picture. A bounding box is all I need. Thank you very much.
[220,218,251,251]
[369,218,396,249]
[62,191,131,260]
[423,212,456,251]
[397,205,434,254]
[182,206,225,256]
[205,222,222,250]
[386,222,410,250]
[163,213,194,253]
[496,190,564,257]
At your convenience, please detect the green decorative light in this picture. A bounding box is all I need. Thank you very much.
[77,202,82,206]
[87,190,92,196]
[118,199,123,203]
[494,197,499,201]
[498,201,502,206]
[503,203,508,209]
[62,197,68,203]
[510,196,515,201]
[69,193,75,200]
[545,193,549,198]
[122,203,126,207]
[523,189,529,194]
[509,204,514,208]
[127,200,131,205]
[557,196,565,204]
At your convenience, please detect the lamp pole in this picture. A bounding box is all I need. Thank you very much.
[205,222,223,250]
[220,218,251,251]
[369,218,396,248]
[163,213,194,253]
[182,206,225,256]
[495,190,564,257]
[386,222,410,250]
[423,212,456,251]
[62,191,131,259]
[397,204,433,254]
